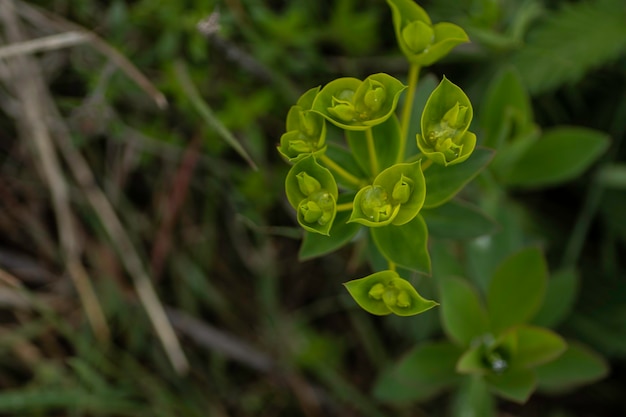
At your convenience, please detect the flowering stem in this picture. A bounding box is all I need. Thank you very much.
[319,154,365,189]
[398,64,421,163]
[335,202,354,212]
[421,159,432,171]
[365,128,379,176]
[388,261,397,272]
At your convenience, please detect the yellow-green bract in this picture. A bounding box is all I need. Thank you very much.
[417,76,477,166]
[387,0,469,66]
[349,160,426,227]
[278,87,327,163]
[344,270,438,316]
[285,156,338,235]
[311,73,406,131]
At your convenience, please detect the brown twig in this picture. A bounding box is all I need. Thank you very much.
[150,133,202,281]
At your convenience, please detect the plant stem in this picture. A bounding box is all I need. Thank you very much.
[388,261,397,272]
[319,154,364,188]
[398,64,421,163]
[421,159,432,171]
[365,128,379,176]
[335,202,354,212]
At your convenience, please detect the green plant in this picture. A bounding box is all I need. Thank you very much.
[279,0,479,316]
[277,0,611,413]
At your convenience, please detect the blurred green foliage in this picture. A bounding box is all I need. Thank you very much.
[0,0,625,416]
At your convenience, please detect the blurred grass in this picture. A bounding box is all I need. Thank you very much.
[0,0,624,416]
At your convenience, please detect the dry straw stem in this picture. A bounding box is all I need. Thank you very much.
[1,0,189,374]
[0,0,110,344]
[13,0,167,109]
[0,30,90,59]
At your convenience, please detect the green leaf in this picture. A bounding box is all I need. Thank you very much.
[422,199,498,239]
[418,77,475,166]
[423,147,494,208]
[439,276,490,346]
[451,376,496,417]
[489,127,540,181]
[370,215,431,274]
[343,270,438,316]
[457,345,487,375]
[324,142,368,190]
[512,325,566,369]
[532,268,579,328]
[299,196,361,261]
[486,368,536,403]
[487,247,547,334]
[505,127,610,188]
[535,342,609,392]
[346,115,401,177]
[465,198,529,294]
[480,67,533,150]
[511,0,626,94]
[374,342,463,404]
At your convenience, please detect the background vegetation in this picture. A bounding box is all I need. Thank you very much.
[0,0,625,415]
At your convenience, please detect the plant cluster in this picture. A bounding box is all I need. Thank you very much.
[278,0,476,317]
[276,0,611,413]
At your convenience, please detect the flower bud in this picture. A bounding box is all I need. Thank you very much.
[360,186,393,222]
[401,20,434,53]
[300,200,323,223]
[392,175,413,204]
[296,172,321,196]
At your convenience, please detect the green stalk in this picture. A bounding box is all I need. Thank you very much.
[335,202,354,212]
[398,64,421,163]
[365,128,379,176]
[319,154,365,189]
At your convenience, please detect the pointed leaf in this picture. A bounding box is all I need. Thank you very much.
[439,276,490,346]
[370,215,431,274]
[512,325,566,369]
[486,368,536,403]
[374,342,463,404]
[457,345,487,375]
[505,127,610,188]
[487,247,547,333]
[532,268,579,328]
[535,342,609,392]
[451,376,496,417]
[423,148,494,208]
[480,67,533,149]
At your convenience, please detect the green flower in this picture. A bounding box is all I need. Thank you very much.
[344,270,438,316]
[278,87,327,163]
[387,0,469,66]
[285,156,338,235]
[417,76,477,166]
[349,160,426,227]
[312,73,406,131]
